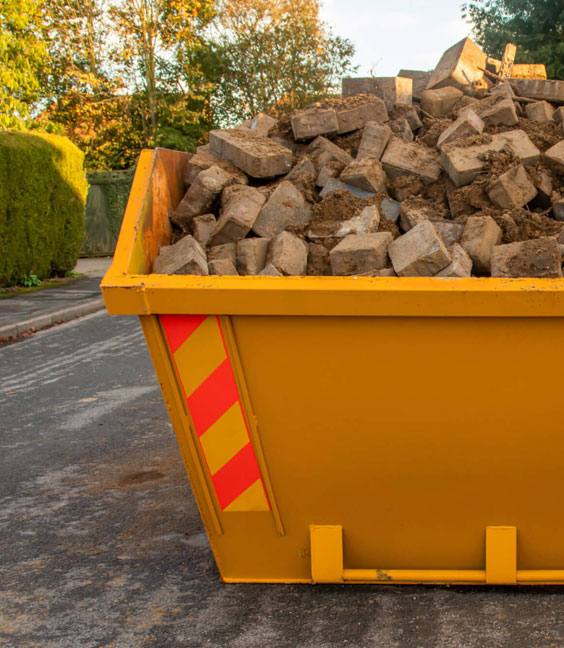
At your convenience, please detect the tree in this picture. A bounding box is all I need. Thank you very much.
[0,0,48,128]
[463,0,564,79]
[208,0,356,126]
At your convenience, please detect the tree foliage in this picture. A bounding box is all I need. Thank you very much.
[0,0,48,127]
[208,0,356,125]
[463,0,564,79]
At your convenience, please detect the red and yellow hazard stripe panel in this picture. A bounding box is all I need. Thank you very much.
[160,314,270,512]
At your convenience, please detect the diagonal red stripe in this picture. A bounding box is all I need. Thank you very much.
[187,358,239,436]
[211,442,262,509]
[160,314,207,355]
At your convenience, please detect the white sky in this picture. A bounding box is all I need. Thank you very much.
[319,0,471,77]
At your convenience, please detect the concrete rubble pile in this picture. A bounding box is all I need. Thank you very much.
[152,37,564,279]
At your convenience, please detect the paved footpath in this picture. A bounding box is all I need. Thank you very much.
[2,310,564,647]
[0,258,111,340]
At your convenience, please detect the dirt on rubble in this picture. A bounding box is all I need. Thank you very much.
[488,117,563,152]
[479,149,522,180]
[418,118,452,148]
[390,175,424,201]
[318,94,385,111]
[330,130,363,156]
[447,177,494,217]
[269,113,293,139]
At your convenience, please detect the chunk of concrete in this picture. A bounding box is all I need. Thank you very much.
[208,258,239,275]
[340,158,387,193]
[381,197,400,222]
[460,215,502,273]
[286,157,316,182]
[388,220,451,276]
[437,110,484,150]
[544,141,564,175]
[487,165,537,210]
[253,181,312,237]
[525,101,555,123]
[381,138,441,184]
[490,82,515,98]
[192,213,216,246]
[236,238,270,275]
[306,136,353,170]
[431,220,465,247]
[472,95,518,127]
[209,129,292,178]
[316,161,345,188]
[552,198,564,221]
[421,86,463,117]
[319,180,376,199]
[553,106,564,124]
[404,107,423,131]
[336,99,388,134]
[152,235,208,275]
[250,113,277,137]
[390,117,414,142]
[435,243,473,277]
[208,185,266,246]
[172,165,235,228]
[398,70,431,100]
[329,232,393,275]
[342,77,412,109]
[291,108,339,140]
[184,151,248,186]
[258,263,283,276]
[357,122,392,160]
[427,37,487,90]
[491,238,562,278]
[510,79,564,104]
[208,242,236,264]
[335,206,381,237]
[266,231,308,275]
[441,130,540,186]
[399,199,439,232]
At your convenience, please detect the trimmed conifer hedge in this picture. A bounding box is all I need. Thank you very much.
[0,132,88,286]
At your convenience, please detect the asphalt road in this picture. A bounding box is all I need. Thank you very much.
[2,312,564,647]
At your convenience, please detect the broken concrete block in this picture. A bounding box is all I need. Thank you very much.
[208,242,236,264]
[431,220,465,248]
[152,235,208,275]
[404,108,423,131]
[427,37,487,90]
[286,157,316,183]
[398,70,431,100]
[509,79,564,104]
[291,107,339,140]
[357,122,392,160]
[335,206,380,237]
[525,100,555,123]
[553,107,564,124]
[209,129,292,178]
[342,77,412,109]
[257,263,283,276]
[399,199,439,232]
[388,220,451,276]
[552,198,564,221]
[172,165,235,228]
[490,82,515,98]
[208,185,266,246]
[381,138,441,184]
[420,86,463,117]
[340,158,387,193]
[266,231,308,276]
[390,117,414,142]
[437,110,484,150]
[306,136,353,170]
[544,141,564,175]
[381,197,400,222]
[319,180,376,199]
[435,243,473,277]
[316,161,345,188]
[192,213,216,246]
[253,181,312,238]
[491,238,562,278]
[336,99,388,133]
[460,215,502,273]
[250,113,277,137]
[208,258,239,275]
[236,238,270,275]
[441,130,540,186]
[329,232,393,275]
[184,151,248,186]
[473,95,518,127]
[487,165,537,210]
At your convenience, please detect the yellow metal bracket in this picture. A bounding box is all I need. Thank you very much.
[310,525,343,583]
[486,526,517,584]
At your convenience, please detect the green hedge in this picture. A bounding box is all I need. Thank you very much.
[0,131,88,286]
